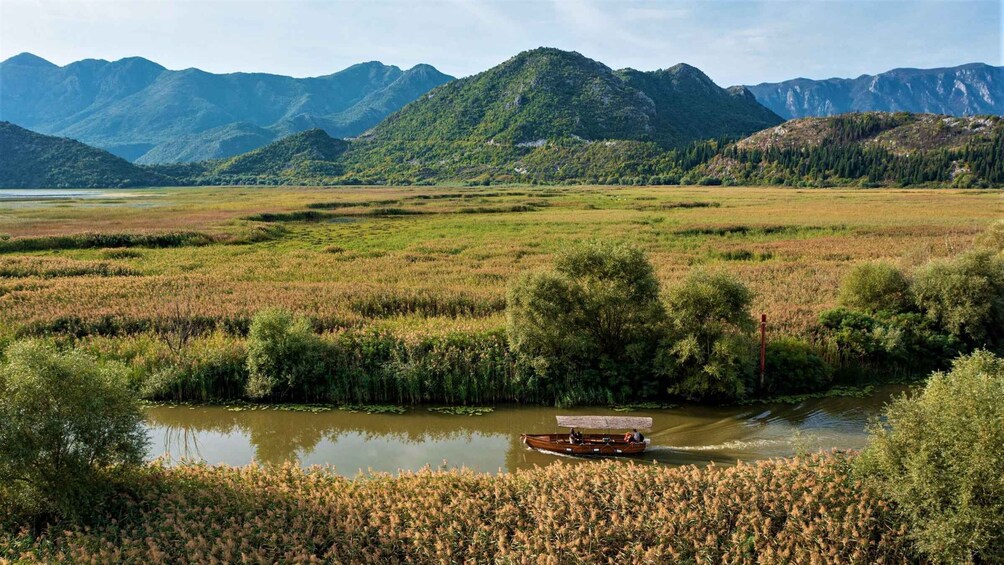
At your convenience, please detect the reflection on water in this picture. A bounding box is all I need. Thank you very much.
[145,386,906,476]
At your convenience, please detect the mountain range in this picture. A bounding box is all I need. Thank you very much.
[746,63,1003,119]
[0,52,453,164]
[1,48,1001,189]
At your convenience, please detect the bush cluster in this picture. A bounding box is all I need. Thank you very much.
[858,350,1004,563]
[821,248,1004,377]
[0,341,147,528]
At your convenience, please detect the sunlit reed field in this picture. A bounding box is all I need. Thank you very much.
[1,454,909,563]
[0,185,999,339]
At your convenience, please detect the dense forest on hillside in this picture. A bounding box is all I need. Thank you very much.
[2,113,1002,189]
[701,114,1004,187]
[0,122,170,188]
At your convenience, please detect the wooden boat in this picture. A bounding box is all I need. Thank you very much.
[520,416,652,457]
[521,433,648,456]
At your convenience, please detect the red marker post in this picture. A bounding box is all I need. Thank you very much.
[759,314,767,389]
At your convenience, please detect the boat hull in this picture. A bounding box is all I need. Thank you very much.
[520,433,647,456]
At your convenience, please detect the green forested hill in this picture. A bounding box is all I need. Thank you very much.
[334,48,782,183]
[0,121,170,188]
[150,129,351,185]
[700,113,1004,187]
[614,64,783,146]
[362,48,659,144]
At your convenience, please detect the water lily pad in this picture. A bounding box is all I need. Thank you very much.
[428,406,494,416]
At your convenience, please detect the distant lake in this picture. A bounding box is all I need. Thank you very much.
[0,189,135,200]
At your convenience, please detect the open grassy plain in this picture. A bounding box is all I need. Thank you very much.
[0,186,998,340]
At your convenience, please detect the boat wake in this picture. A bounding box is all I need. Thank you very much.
[649,438,791,452]
[525,447,584,459]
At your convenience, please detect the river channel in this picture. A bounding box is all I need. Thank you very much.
[144,386,907,476]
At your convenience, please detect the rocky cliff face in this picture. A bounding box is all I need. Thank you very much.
[746,63,1003,119]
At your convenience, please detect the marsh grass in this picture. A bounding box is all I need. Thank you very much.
[0,257,139,278]
[243,210,334,222]
[0,186,994,349]
[0,231,216,253]
[0,454,911,563]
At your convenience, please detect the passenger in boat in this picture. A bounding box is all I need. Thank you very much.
[631,429,644,443]
[569,428,583,444]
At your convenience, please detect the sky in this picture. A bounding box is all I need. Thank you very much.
[0,0,1000,86]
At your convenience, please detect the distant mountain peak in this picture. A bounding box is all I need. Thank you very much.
[2,52,56,67]
[0,53,453,164]
[665,62,703,75]
[726,85,757,101]
[746,63,1004,119]
[507,47,605,69]
[112,56,166,71]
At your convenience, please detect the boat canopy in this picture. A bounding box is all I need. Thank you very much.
[555,416,653,430]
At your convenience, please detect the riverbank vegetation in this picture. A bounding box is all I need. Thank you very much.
[857,350,1004,563]
[1,186,1000,406]
[3,350,1002,562]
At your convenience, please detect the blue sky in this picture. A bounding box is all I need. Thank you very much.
[0,0,1000,86]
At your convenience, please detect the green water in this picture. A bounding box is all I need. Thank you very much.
[145,386,906,476]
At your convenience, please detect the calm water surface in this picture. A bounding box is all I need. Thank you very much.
[145,387,906,476]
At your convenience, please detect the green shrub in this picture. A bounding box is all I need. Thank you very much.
[912,251,1004,349]
[763,338,832,394]
[245,309,326,400]
[838,262,912,314]
[0,340,147,527]
[662,271,755,401]
[819,308,959,377]
[857,350,1004,563]
[507,241,666,404]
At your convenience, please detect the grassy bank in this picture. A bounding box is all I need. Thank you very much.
[1,454,910,563]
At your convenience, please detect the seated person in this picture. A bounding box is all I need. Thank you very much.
[631,428,644,443]
[569,428,583,444]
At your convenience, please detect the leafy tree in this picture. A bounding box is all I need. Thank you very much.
[838,262,912,314]
[857,350,1004,563]
[506,242,666,404]
[912,251,1004,350]
[662,271,755,401]
[0,340,147,525]
[245,309,326,400]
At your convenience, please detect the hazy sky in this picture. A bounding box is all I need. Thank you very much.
[0,0,1000,86]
